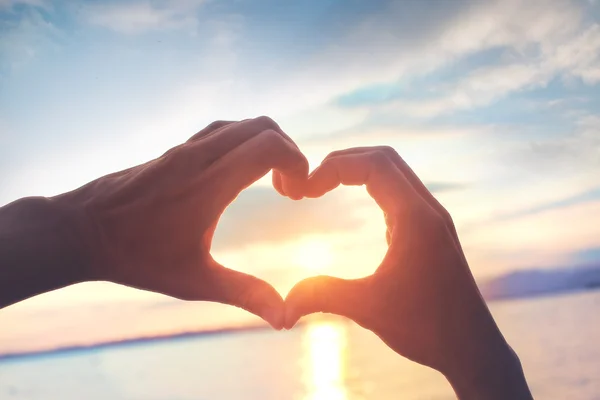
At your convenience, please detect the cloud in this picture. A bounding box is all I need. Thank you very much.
[296,119,491,150]
[388,63,554,117]
[248,0,600,147]
[489,185,600,222]
[325,0,599,119]
[505,112,600,175]
[343,27,600,118]
[80,0,207,34]
[553,24,600,84]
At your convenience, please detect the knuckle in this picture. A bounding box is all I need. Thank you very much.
[207,120,228,130]
[161,144,180,158]
[325,149,345,159]
[320,157,337,170]
[259,128,285,147]
[369,150,392,169]
[431,209,448,228]
[162,144,203,174]
[438,206,454,227]
[160,144,185,166]
[253,115,278,130]
[377,145,399,158]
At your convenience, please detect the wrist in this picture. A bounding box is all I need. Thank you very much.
[50,193,97,283]
[0,196,90,307]
[51,195,95,282]
[444,344,533,400]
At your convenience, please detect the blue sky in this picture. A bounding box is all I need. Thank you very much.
[1,0,600,352]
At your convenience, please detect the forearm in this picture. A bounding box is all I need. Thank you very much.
[0,196,88,308]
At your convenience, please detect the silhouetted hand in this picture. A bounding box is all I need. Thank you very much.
[284,147,532,399]
[53,117,308,329]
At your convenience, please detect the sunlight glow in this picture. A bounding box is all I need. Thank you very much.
[303,321,348,400]
[293,238,335,271]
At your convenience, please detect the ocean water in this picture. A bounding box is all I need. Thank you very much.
[1,290,599,400]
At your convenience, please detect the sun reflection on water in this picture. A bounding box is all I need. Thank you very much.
[303,321,348,400]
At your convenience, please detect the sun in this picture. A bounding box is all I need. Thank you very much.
[292,237,335,271]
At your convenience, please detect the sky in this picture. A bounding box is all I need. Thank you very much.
[1,0,599,354]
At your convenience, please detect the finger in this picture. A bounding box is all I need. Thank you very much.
[206,266,286,330]
[164,117,286,166]
[265,114,302,199]
[196,116,295,158]
[255,117,300,150]
[325,146,465,254]
[189,118,265,155]
[324,146,447,220]
[272,170,305,200]
[207,129,309,212]
[284,275,370,329]
[304,150,419,216]
[187,120,236,142]
[190,116,307,199]
[258,117,303,198]
[380,148,466,251]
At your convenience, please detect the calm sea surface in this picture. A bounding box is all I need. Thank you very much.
[1,290,599,400]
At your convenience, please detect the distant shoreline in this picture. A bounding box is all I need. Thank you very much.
[483,284,600,302]
[2,286,598,362]
[478,264,600,301]
[0,322,275,362]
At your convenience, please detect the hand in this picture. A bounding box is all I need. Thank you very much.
[284,147,532,399]
[56,117,308,329]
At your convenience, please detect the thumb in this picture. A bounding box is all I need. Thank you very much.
[284,275,370,329]
[206,265,285,330]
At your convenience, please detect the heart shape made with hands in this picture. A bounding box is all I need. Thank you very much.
[210,146,403,330]
[131,117,453,334]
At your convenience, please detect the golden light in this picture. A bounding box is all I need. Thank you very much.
[292,237,335,271]
[302,321,348,400]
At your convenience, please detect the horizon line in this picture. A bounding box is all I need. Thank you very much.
[2,284,599,362]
